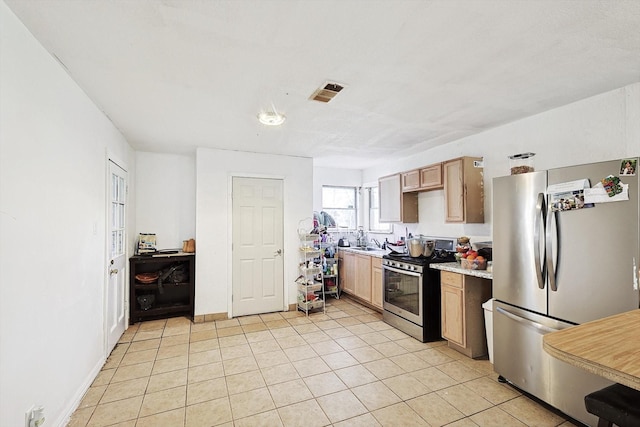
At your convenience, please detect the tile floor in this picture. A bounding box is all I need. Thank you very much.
[68,297,577,427]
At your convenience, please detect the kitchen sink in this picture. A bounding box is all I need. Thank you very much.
[352,247,382,252]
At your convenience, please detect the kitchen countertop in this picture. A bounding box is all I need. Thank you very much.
[430,262,493,280]
[338,247,388,258]
[543,309,640,391]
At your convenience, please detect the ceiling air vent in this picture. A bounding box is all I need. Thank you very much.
[310,82,345,103]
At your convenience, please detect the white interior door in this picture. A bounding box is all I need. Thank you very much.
[232,177,284,316]
[106,160,127,355]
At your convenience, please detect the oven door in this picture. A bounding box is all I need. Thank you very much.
[383,264,423,326]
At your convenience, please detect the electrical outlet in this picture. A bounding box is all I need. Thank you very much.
[25,405,45,427]
[25,405,34,427]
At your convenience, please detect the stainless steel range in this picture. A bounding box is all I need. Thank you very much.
[382,238,456,342]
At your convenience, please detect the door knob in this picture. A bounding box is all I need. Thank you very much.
[110,268,119,275]
[274,249,282,256]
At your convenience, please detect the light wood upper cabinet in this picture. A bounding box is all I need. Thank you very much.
[401,170,420,192]
[371,257,383,309]
[440,270,492,358]
[420,163,443,190]
[443,157,484,223]
[402,163,443,193]
[379,173,418,223]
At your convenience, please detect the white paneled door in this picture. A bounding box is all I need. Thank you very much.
[232,177,284,316]
[106,160,127,355]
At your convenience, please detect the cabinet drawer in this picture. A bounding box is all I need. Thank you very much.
[441,271,463,288]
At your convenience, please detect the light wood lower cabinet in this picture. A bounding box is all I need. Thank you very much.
[371,257,383,309]
[340,251,356,295]
[339,250,383,311]
[440,270,492,358]
[355,254,372,303]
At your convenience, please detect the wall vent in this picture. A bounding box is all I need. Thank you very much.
[310,81,345,103]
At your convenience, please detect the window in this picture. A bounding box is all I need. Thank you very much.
[368,187,392,232]
[110,172,126,257]
[322,186,357,229]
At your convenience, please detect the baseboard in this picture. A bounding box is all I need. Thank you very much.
[194,305,298,323]
[193,312,228,323]
[53,355,105,427]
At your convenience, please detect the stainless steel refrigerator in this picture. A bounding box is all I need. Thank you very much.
[492,158,639,426]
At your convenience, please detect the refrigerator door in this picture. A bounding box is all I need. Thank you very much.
[493,301,611,426]
[547,160,640,324]
[493,171,548,315]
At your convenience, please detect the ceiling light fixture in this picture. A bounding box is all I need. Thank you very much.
[257,110,286,126]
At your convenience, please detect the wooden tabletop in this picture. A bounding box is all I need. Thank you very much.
[543,309,640,391]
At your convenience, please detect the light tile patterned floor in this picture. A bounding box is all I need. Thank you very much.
[68,297,578,427]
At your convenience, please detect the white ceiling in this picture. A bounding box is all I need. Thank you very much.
[6,0,640,169]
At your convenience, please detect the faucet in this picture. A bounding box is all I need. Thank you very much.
[356,227,365,247]
[371,238,381,248]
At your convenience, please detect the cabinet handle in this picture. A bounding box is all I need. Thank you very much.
[110,268,119,275]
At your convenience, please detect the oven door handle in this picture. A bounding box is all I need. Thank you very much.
[383,265,422,277]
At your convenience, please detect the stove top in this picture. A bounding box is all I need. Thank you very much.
[383,250,456,266]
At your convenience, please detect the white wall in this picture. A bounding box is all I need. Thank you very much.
[195,148,313,316]
[0,3,135,426]
[361,83,640,244]
[135,152,196,250]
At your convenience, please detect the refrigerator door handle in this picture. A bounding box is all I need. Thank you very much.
[534,192,546,289]
[546,199,558,292]
[496,306,559,334]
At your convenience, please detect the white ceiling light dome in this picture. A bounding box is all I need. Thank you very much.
[257,110,286,126]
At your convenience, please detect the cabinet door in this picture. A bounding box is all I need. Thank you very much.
[444,157,484,223]
[441,271,465,346]
[379,173,418,223]
[342,251,356,294]
[441,283,465,347]
[402,170,420,192]
[420,163,443,190]
[462,157,485,223]
[371,258,383,309]
[355,254,372,302]
[338,251,345,292]
[444,158,465,222]
[379,174,402,222]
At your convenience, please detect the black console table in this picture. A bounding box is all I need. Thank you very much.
[129,253,195,324]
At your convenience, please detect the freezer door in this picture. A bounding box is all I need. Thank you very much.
[493,171,548,314]
[493,302,554,403]
[493,302,611,426]
[547,160,640,324]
